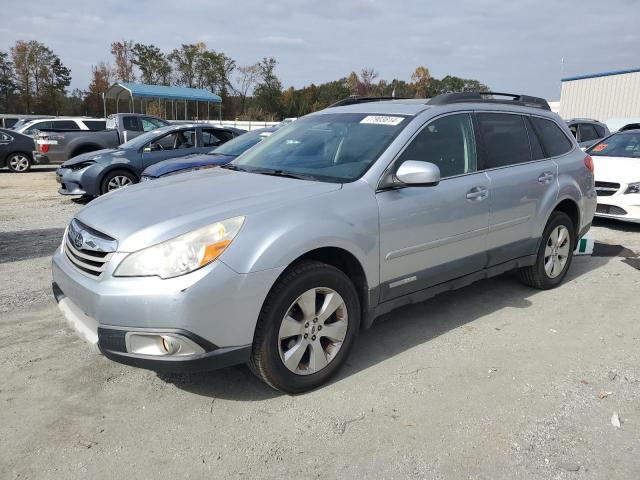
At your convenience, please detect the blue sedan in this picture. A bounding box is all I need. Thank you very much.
[140,127,279,181]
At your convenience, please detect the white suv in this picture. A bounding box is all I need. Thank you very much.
[17,118,106,136]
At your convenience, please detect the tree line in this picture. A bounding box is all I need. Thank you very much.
[0,39,489,121]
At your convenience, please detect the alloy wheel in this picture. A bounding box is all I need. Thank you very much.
[544,225,571,278]
[277,287,349,375]
[9,155,30,172]
[107,175,133,191]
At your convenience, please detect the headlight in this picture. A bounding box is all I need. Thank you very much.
[114,216,245,279]
[624,182,640,194]
[68,160,95,171]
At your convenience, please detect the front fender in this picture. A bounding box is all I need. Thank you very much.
[220,184,380,291]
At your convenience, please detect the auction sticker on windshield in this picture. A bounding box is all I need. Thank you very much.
[360,116,404,126]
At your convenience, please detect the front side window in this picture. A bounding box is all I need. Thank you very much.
[578,123,599,142]
[233,113,408,183]
[477,113,531,168]
[589,132,640,158]
[146,129,196,152]
[397,113,477,178]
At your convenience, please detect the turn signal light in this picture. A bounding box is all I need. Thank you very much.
[584,154,594,173]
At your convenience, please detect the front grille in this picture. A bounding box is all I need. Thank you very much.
[596,204,628,216]
[64,220,116,277]
[595,181,620,197]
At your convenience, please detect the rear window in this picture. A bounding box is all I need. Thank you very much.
[477,113,531,168]
[83,120,106,131]
[530,117,573,157]
[53,120,80,130]
[579,123,599,142]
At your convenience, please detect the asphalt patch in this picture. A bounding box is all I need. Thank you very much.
[0,228,65,263]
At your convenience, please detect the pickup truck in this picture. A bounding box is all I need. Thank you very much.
[33,113,169,164]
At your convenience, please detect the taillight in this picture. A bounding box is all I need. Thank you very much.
[40,144,49,153]
[584,154,594,173]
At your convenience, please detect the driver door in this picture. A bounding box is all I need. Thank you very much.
[376,113,490,302]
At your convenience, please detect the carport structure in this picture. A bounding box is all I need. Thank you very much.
[103,82,222,121]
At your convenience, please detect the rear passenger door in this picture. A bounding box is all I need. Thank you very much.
[476,112,558,266]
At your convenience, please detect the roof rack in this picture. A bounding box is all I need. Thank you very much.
[328,96,409,107]
[427,92,551,111]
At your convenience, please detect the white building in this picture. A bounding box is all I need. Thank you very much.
[560,67,640,122]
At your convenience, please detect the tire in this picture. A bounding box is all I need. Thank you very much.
[518,211,575,289]
[100,170,137,195]
[249,260,361,394]
[6,153,32,173]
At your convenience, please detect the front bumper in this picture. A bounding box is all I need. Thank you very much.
[595,193,640,224]
[52,246,283,371]
[56,167,88,196]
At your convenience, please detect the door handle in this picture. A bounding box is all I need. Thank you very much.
[466,186,488,201]
[538,172,554,184]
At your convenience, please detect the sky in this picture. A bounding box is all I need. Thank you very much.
[1,0,639,101]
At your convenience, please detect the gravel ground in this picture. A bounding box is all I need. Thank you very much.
[1,169,639,479]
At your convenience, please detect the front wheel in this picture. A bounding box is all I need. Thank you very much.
[100,170,137,195]
[249,260,360,393]
[7,153,31,173]
[518,211,575,289]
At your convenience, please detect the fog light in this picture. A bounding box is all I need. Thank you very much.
[161,336,179,354]
[125,332,206,357]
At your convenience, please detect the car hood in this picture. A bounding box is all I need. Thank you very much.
[593,155,640,183]
[142,153,236,177]
[62,148,132,166]
[75,168,342,252]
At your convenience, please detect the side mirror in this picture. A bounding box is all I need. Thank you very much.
[395,160,440,186]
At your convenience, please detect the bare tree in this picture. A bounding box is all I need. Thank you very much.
[234,64,260,116]
[360,68,378,95]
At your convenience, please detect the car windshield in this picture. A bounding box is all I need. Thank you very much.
[589,132,640,158]
[209,130,271,156]
[119,129,169,150]
[231,113,409,182]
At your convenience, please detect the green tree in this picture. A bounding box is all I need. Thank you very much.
[253,57,282,119]
[131,43,171,85]
[0,51,16,112]
[168,43,206,88]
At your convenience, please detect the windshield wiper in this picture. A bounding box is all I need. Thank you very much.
[252,169,317,181]
[220,164,246,172]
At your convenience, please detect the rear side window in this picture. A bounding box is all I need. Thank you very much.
[53,120,80,130]
[24,121,52,134]
[524,117,545,160]
[477,113,531,168]
[530,117,573,157]
[122,116,141,131]
[397,113,477,178]
[83,121,106,131]
[578,123,599,142]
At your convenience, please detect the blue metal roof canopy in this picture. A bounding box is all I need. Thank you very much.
[103,82,222,120]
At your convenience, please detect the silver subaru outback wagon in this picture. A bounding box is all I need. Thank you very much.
[52,92,596,393]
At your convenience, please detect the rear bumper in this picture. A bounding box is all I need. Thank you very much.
[33,152,50,165]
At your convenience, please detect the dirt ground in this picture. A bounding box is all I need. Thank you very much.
[1,168,639,479]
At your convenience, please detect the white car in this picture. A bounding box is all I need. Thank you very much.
[590,129,640,223]
[16,117,106,136]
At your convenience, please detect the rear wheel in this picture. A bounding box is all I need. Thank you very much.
[249,260,360,393]
[7,153,31,173]
[100,170,136,194]
[518,211,575,289]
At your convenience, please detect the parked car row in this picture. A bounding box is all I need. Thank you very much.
[52,91,598,393]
